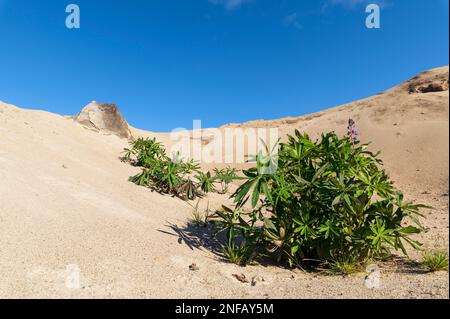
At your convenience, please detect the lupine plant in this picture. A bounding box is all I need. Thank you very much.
[123,123,428,271]
[215,124,427,268]
[195,171,217,193]
[123,139,240,200]
[214,167,240,194]
[124,138,203,199]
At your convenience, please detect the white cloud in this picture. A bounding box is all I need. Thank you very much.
[209,0,252,11]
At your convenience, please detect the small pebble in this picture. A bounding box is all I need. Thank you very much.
[251,275,265,286]
[232,274,249,283]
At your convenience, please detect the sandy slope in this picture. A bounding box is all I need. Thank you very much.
[0,66,448,299]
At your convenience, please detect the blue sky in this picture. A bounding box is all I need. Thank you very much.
[0,0,448,131]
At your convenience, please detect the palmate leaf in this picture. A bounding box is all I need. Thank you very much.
[319,220,340,239]
[271,175,293,205]
[233,163,274,208]
[368,217,396,251]
[195,171,217,193]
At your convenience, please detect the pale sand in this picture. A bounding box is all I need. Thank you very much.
[0,66,448,298]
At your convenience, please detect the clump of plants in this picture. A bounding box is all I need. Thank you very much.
[422,250,449,272]
[190,200,214,227]
[122,138,240,200]
[215,121,427,269]
[195,171,217,194]
[123,123,428,271]
[122,137,167,166]
[214,168,239,194]
[322,258,366,275]
[123,138,199,199]
[215,206,256,266]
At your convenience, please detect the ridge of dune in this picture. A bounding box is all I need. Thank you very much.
[214,66,449,195]
[0,66,448,298]
[220,66,449,129]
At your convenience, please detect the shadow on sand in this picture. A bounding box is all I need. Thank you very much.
[158,221,226,259]
[382,256,431,275]
[158,223,432,275]
[158,221,296,269]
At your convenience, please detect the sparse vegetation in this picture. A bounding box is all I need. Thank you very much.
[422,250,449,272]
[190,200,213,226]
[215,124,427,268]
[123,121,429,271]
[215,206,256,266]
[214,167,239,194]
[195,171,217,194]
[321,258,367,275]
[123,138,201,199]
[122,137,167,166]
[123,139,240,200]
[179,178,201,201]
[223,241,252,266]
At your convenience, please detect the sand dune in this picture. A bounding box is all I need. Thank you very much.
[0,66,448,298]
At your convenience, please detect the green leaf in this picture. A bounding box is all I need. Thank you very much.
[251,183,261,208]
[233,179,255,206]
[343,194,356,214]
[262,182,272,203]
[332,195,341,208]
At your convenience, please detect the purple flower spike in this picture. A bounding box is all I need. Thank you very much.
[347,119,360,145]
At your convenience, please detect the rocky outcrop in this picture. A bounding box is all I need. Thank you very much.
[406,67,449,94]
[74,101,133,139]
